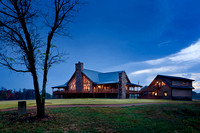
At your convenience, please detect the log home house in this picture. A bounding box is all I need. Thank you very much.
[140,75,194,100]
[52,62,142,99]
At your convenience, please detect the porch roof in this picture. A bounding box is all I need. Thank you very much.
[126,83,142,87]
[171,86,194,89]
[52,81,68,88]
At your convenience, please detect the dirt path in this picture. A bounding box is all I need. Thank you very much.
[0,102,175,112]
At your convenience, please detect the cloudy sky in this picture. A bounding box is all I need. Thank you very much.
[1,0,200,93]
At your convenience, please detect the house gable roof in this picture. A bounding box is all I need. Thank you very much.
[82,69,101,83]
[98,71,124,84]
[53,68,140,88]
[82,69,124,84]
[157,75,194,81]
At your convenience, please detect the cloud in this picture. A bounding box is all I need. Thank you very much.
[146,39,200,65]
[106,39,200,93]
[157,41,171,47]
[130,66,185,75]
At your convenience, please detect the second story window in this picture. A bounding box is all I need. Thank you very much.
[183,82,187,85]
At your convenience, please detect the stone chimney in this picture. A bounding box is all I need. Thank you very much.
[118,71,127,99]
[75,61,83,91]
[75,61,83,71]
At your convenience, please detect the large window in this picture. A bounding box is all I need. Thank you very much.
[83,75,90,91]
[69,78,76,90]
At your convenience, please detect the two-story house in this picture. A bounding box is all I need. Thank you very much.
[141,75,194,100]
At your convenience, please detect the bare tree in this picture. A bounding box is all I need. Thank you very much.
[0,0,80,117]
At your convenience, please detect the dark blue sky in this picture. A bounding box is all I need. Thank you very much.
[1,0,200,93]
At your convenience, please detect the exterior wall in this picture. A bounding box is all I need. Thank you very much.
[162,78,172,86]
[172,80,192,87]
[118,72,127,99]
[188,81,192,87]
[172,89,192,97]
[161,85,171,99]
[90,81,93,92]
[143,78,172,99]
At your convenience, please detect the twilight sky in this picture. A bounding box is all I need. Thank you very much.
[1,0,200,93]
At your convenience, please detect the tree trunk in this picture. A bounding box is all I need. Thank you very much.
[32,71,45,117]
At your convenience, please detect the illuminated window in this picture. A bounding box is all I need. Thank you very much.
[164,92,167,97]
[155,92,158,96]
[129,87,134,91]
[152,92,155,95]
[161,82,166,86]
[69,78,76,90]
[83,75,90,91]
[98,85,101,89]
[183,82,187,85]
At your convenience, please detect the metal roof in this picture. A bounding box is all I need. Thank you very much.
[82,69,124,84]
[52,81,68,88]
[171,86,194,89]
[126,82,142,87]
[82,69,101,82]
[53,69,139,88]
[98,71,123,83]
[157,75,194,81]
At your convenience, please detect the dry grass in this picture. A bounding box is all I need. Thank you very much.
[0,98,199,109]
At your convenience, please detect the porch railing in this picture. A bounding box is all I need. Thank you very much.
[53,89,142,95]
[53,89,119,94]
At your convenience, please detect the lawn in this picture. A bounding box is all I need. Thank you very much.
[0,98,199,109]
[0,104,200,132]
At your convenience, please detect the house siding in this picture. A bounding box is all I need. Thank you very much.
[172,89,192,97]
[161,85,171,99]
[172,80,190,87]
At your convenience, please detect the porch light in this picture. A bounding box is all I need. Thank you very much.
[164,92,167,96]
[155,92,157,96]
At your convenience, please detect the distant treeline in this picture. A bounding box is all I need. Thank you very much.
[192,91,200,99]
[0,87,52,100]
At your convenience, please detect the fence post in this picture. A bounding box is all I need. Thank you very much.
[18,101,26,115]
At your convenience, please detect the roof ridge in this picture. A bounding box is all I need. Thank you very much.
[157,74,194,81]
[101,70,125,74]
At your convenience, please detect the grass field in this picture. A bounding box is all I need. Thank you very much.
[0,103,200,132]
[0,98,199,109]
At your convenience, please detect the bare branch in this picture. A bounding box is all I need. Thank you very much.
[0,54,30,73]
[0,10,17,18]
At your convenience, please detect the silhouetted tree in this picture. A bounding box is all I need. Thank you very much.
[0,0,80,117]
